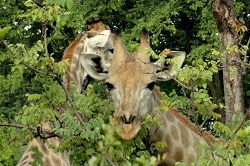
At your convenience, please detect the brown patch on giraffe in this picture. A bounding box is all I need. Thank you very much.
[40,143,49,156]
[52,154,62,165]
[44,156,53,166]
[47,138,57,146]
[169,108,203,138]
[28,161,33,165]
[178,122,190,148]
[187,154,195,163]
[155,129,164,141]
[173,147,184,162]
[30,153,35,160]
[165,134,172,150]
[20,161,28,165]
[18,155,29,164]
[170,125,179,141]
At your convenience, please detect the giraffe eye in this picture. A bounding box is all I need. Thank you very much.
[146,82,155,90]
[105,82,114,91]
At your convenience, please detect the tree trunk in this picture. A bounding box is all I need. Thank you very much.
[207,72,225,123]
[211,0,244,126]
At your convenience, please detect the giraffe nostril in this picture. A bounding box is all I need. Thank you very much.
[119,114,137,125]
[129,115,137,124]
[121,115,126,124]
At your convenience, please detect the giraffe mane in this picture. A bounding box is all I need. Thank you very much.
[169,109,201,136]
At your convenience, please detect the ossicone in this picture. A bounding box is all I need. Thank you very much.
[113,28,122,36]
[86,16,102,25]
[141,28,149,37]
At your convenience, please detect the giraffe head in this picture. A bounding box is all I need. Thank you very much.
[105,30,185,140]
[86,17,110,32]
[82,29,185,140]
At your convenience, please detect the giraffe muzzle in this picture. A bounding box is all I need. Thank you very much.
[116,113,141,140]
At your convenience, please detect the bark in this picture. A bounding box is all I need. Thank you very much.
[211,0,244,126]
[207,72,225,123]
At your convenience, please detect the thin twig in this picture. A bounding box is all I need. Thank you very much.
[43,20,49,55]
[105,156,116,166]
[55,77,86,126]
[35,125,61,139]
[230,109,249,139]
[200,116,209,129]
[0,122,52,134]
[24,61,58,77]
[200,131,215,151]
[169,76,193,91]
[243,35,250,61]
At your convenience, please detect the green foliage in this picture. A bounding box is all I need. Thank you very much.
[0,0,250,165]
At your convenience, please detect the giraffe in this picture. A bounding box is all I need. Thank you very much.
[62,17,113,93]
[79,29,214,165]
[17,17,113,166]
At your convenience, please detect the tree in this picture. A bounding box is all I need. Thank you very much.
[0,0,250,165]
[212,0,247,125]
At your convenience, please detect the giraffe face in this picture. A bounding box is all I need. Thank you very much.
[102,30,185,140]
[106,61,155,140]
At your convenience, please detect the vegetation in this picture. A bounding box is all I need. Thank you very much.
[0,0,250,165]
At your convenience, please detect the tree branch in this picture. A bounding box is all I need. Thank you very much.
[0,37,58,77]
[43,20,49,55]
[0,122,50,134]
[31,0,44,7]
[55,77,86,126]
[105,156,116,166]
[230,109,249,139]
[0,37,86,126]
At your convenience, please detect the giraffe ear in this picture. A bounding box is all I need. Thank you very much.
[77,30,113,81]
[154,51,185,80]
[86,30,113,50]
[78,54,110,80]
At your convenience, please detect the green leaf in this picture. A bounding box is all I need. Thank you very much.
[0,26,12,37]
[86,148,95,155]
[80,131,90,140]
[66,0,73,9]
[24,0,35,7]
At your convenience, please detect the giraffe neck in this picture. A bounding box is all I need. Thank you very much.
[17,122,70,166]
[149,87,206,165]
